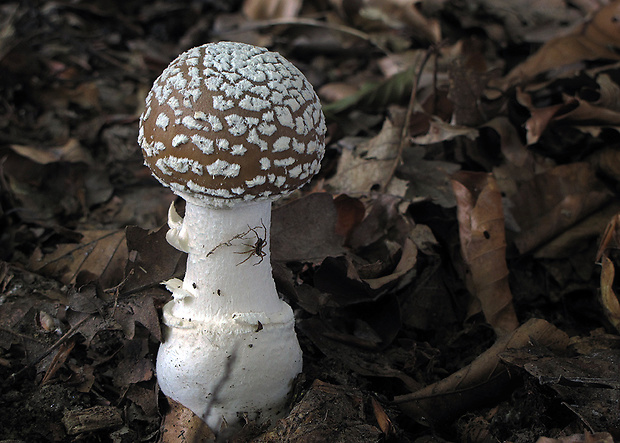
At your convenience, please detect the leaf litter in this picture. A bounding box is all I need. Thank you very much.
[0,0,620,442]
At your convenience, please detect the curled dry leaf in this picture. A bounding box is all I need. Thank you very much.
[517,87,620,145]
[393,318,569,425]
[452,171,519,337]
[599,255,620,333]
[333,194,366,240]
[500,0,620,88]
[371,396,393,436]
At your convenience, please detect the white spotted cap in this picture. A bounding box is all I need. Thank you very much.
[139,41,326,208]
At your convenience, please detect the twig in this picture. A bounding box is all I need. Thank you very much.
[215,17,389,55]
[382,47,436,192]
[3,315,90,387]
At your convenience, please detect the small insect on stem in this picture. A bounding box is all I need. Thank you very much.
[235,219,268,266]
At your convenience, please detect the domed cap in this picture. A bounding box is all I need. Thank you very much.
[139,41,326,208]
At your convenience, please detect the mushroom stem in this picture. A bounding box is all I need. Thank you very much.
[165,199,284,319]
[156,199,302,431]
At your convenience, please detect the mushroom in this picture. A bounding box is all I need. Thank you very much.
[138,41,326,431]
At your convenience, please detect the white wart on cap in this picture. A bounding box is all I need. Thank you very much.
[139,41,327,207]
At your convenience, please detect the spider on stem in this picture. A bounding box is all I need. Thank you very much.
[235,220,268,266]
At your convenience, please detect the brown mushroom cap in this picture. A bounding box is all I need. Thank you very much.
[139,41,326,207]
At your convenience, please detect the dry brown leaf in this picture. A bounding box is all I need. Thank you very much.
[371,397,393,436]
[123,224,185,296]
[9,138,93,165]
[242,0,302,20]
[502,336,620,436]
[534,202,620,259]
[30,230,127,289]
[318,82,360,103]
[336,0,440,42]
[600,255,620,333]
[256,380,382,442]
[516,88,566,145]
[510,163,612,254]
[159,398,215,442]
[411,118,478,145]
[328,116,404,196]
[333,194,366,240]
[298,317,421,390]
[272,193,345,263]
[364,237,417,290]
[452,171,519,336]
[536,432,615,443]
[589,144,620,182]
[393,318,569,425]
[457,0,586,45]
[501,0,620,87]
[519,88,620,144]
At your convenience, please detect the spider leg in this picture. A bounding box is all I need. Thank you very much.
[233,243,255,253]
[236,254,254,266]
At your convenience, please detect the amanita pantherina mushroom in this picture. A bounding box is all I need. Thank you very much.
[138,41,326,431]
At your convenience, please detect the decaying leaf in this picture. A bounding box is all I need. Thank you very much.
[30,230,127,289]
[535,432,614,443]
[501,333,620,435]
[242,0,302,20]
[323,63,418,115]
[399,145,461,208]
[509,163,612,254]
[328,111,461,207]
[394,318,569,425]
[159,399,215,442]
[500,1,620,88]
[517,87,620,145]
[122,224,185,297]
[599,255,620,333]
[327,114,404,196]
[9,139,93,165]
[452,171,519,336]
[272,192,345,263]
[255,380,382,442]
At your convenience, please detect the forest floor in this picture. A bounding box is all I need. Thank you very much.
[0,0,619,442]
